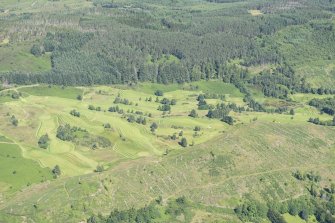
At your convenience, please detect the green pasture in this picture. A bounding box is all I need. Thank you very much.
[1,120,335,222]
[0,142,52,193]
[0,82,331,182]
[0,81,334,222]
[19,85,83,100]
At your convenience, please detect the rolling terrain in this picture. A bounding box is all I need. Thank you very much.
[0,0,335,222]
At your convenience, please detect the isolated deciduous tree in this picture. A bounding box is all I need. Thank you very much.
[150,122,158,132]
[10,115,18,126]
[189,109,198,118]
[290,109,295,115]
[38,134,50,149]
[52,165,61,177]
[30,44,42,56]
[267,209,287,223]
[95,165,104,172]
[104,123,111,129]
[154,90,163,96]
[194,126,201,131]
[180,137,188,147]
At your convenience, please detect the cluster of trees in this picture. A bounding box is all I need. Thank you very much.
[189,109,198,118]
[243,95,265,112]
[88,204,160,223]
[206,103,243,125]
[114,97,132,105]
[30,44,43,57]
[308,117,335,126]
[309,97,335,116]
[126,115,147,125]
[52,165,61,178]
[157,104,171,112]
[103,123,111,129]
[56,124,111,148]
[235,199,268,222]
[197,94,211,110]
[154,90,164,96]
[263,106,290,115]
[95,165,104,173]
[10,115,18,126]
[144,97,153,102]
[88,105,102,112]
[169,130,185,140]
[38,134,50,149]
[179,138,188,147]
[235,194,335,223]
[89,136,112,149]
[194,126,201,131]
[11,92,21,99]
[200,93,226,100]
[108,106,124,114]
[87,196,189,223]
[159,98,176,106]
[292,170,321,183]
[56,124,87,141]
[0,91,20,100]
[70,109,80,117]
[236,167,335,223]
[157,98,176,112]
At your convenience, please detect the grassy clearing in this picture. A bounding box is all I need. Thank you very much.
[19,85,83,100]
[134,81,243,97]
[192,81,244,97]
[274,24,335,88]
[134,82,184,94]
[0,38,9,46]
[248,9,263,16]
[295,59,335,88]
[0,135,11,143]
[0,43,51,72]
[283,213,307,223]
[0,142,52,193]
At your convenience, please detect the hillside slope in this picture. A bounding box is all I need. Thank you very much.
[1,121,334,222]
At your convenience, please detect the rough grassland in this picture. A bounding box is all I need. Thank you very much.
[0,82,334,222]
[0,43,51,73]
[0,121,334,222]
[0,141,52,194]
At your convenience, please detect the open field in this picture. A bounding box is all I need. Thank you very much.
[0,120,334,222]
[0,139,52,194]
[0,83,235,178]
[0,81,334,222]
[248,9,263,16]
[0,43,51,73]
